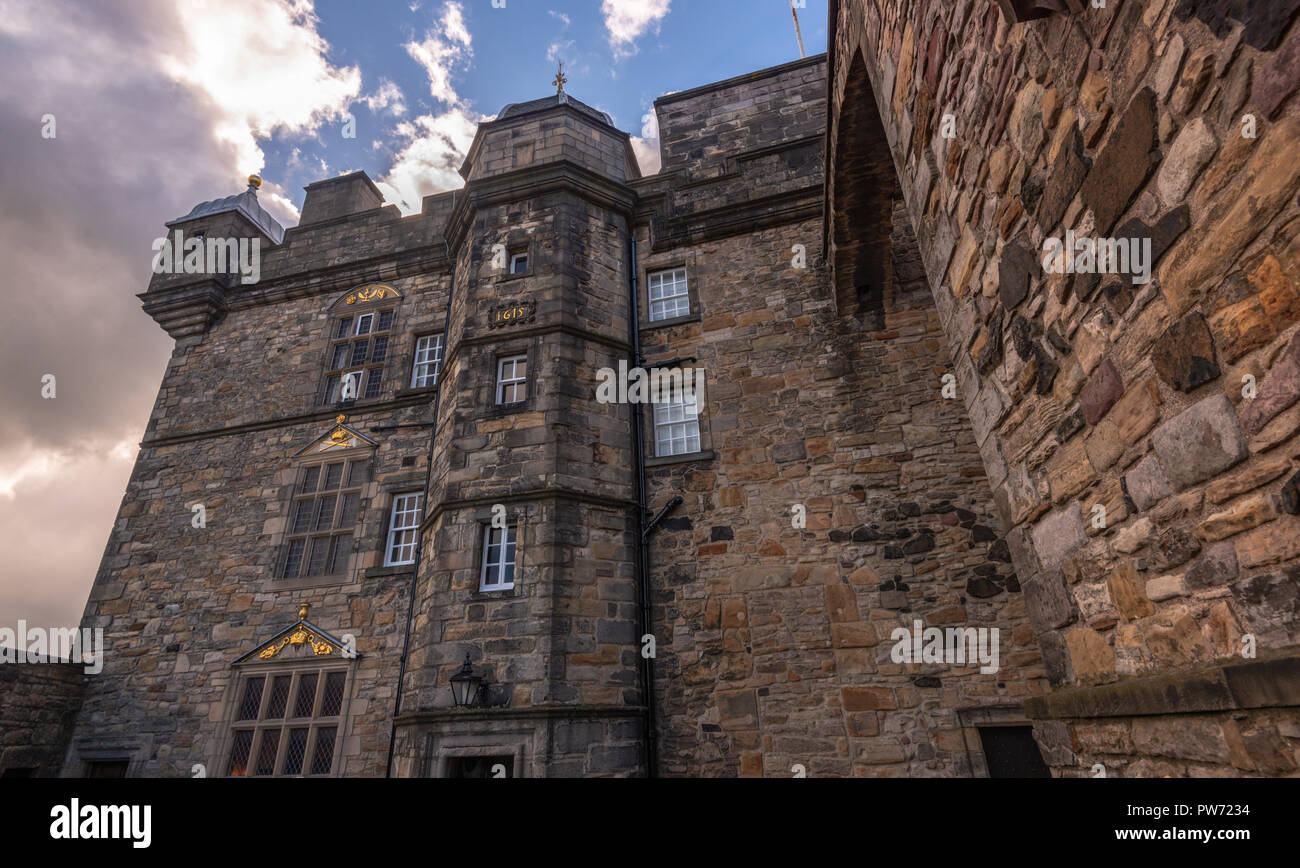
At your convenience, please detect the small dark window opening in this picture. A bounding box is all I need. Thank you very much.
[978,726,1051,778]
[86,760,129,779]
[446,755,514,778]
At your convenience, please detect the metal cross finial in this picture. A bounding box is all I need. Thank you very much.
[552,61,567,94]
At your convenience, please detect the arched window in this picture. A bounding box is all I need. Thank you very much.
[319,284,402,405]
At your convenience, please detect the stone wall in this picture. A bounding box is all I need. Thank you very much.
[0,662,84,776]
[62,183,455,775]
[638,59,1039,777]
[829,0,1300,775]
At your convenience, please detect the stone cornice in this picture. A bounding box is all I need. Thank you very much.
[421,487,636,530]
[446,160,638,251]
[142,392,435,449]
[1023,654,1300,720]
[650,185,824,251]
[137,245,452,337]
[394,704,645,727]
[138,280,228,341]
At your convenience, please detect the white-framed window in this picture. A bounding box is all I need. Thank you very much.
[647,267,690,321]
[355,313,374,335]
[480,524,517,590]
[496,355,527,404]
[653,388,701,457]
[509,252,529,274]
[384,492,424,567]
[411,334,444,388]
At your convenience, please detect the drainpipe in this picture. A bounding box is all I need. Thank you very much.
[628,234,660,778]
[385,229,458,778]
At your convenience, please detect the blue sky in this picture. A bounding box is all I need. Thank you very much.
[262,0,829,215]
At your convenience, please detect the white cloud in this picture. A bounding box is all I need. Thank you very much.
[364,78,408,117]
[547,38,575,64]
[162,0,362,175]
[631,107,661,175]
[380,1,483,215]
[602,0,671,59]
[377,108,479,215]
[405,1,472,103]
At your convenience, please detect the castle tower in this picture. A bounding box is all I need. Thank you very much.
[390,90,649,776]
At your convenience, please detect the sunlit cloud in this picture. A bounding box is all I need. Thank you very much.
[602,0,671,60]
[161,0,362,176]
[380,1,483,215]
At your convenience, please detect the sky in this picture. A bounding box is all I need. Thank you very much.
[0,0,827,630]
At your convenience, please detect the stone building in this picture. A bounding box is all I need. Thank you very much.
[3,0,1299,778]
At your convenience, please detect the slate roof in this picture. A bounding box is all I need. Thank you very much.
[167,180,286,245]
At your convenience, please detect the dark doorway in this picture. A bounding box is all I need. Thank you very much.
[978,727,1051,778]
[445,755,513,779]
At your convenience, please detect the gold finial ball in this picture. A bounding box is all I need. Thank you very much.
[247,174,263,189]
[336,414,346,425]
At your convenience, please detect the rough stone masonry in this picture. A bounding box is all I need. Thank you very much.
[2,0,1298,778]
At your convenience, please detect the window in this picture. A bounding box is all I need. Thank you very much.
[509,252,529,274]
[411,333,444,388]
[85,760,128,779]
[277,459,367,579]
[320,308,394,404]
[653,387,701,457]
[977,726,1051,778]
[480,524,517,590]
[384,492,424,567]
[226,668,348,777]
[647,267,690,321]
[496,355,527,404]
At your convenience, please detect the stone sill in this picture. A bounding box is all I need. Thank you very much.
[271,573,355,591]
[363,565,416,579]
[645,449,715,468]
[468,587,522,601]
[1023,654,1300,720]
[641,312,701,330]
[392,386,437,400]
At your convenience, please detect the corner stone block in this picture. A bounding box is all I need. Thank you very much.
[1063,626,1115,684]
[1024,568,1078,633]
[1107,560,1155,621]
[1031,502,1088,570]
[1150,393,1249,491]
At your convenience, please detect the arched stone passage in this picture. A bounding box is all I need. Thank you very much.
[829,52,900,324]
[828,0,1300,777]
